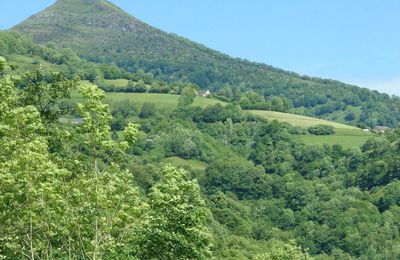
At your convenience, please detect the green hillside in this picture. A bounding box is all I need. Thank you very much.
[101,91,375,148]
[12,0,400,128]
[105,92,224,111]
[248,110,358,129]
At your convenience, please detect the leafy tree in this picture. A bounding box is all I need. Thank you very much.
[255,240,310,260]
[0,56,5,71]
[270,96,285,111]
[178,86,197,107]
[140,102,157,118]
[63,85,145,258]
[204,157,270,199]
[136,165,213,259]
[307,125,335,135]
[0,75,69,258]
[0,72,145,258]
[18,70,78,122]
[345,111,356,121]
[135,79,147,92]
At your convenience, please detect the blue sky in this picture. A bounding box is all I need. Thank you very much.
[1,0,399,95]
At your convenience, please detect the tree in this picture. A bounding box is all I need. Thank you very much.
[255,240,310,260]
[270,96,284,111]
[19,70,78,122]
[204,157,269,199]
[0,75,69,259]
[140,102,156,118]
[67,84,144,258]
[136,165,213,259]
[0,56,5,72]
[345,111,356,121]
[178,86,197,107]
[0,73,144,258]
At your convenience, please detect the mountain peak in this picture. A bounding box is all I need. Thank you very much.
[14,0,142,41]
[51,0,125,14]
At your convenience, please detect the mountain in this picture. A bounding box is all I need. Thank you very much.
[12,0,400,127]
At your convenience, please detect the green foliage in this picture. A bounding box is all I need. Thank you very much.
[19,70,78,121]
[255,240,310,260]
[124,122,140,145]
[0,68,213,259]
[140,102,157,118]
[0,76,69,258]
[178,85,197,107]
[204,157,270,199]
[307,125,336,135]
[0,56,5,71]
[136,165,212,259]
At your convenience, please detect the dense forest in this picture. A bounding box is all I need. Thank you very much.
[12,0,400,128]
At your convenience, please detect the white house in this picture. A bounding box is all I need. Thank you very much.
[196,90,211,97]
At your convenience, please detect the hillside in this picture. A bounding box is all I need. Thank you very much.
[2,34,400,259]
[12,0,400,128]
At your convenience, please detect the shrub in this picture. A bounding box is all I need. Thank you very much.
[307,124,335,135]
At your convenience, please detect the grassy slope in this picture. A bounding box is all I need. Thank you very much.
[4,54,60,73]
[298,129,376,149]
[104,79,129,88]
[104,92,225,111]
[248,110,376,148]
[247,110,358,129]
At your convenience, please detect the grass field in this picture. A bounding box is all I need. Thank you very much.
[104,92,224,111]
[104,79,129,88]
[163,156,208,171]
[5,54,60,72]
[246,110,378,148]
[297,128,378,148]
[248,110,358,129]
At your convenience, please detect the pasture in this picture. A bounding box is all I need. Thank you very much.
[104,92,224,111]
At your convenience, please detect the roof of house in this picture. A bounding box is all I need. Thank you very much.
[197,90,210,94]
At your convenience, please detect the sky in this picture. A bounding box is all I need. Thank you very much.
[0,0,399,95]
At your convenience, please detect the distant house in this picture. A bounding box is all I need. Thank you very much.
[362,128,370,132]
[196,90,211,97]
[59,117,84,124]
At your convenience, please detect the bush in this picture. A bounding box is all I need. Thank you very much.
[307,124,335,135]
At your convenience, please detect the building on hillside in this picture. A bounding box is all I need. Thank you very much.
[196,90,211,97]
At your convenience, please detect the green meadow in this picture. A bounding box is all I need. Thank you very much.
[104,92,224,111]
